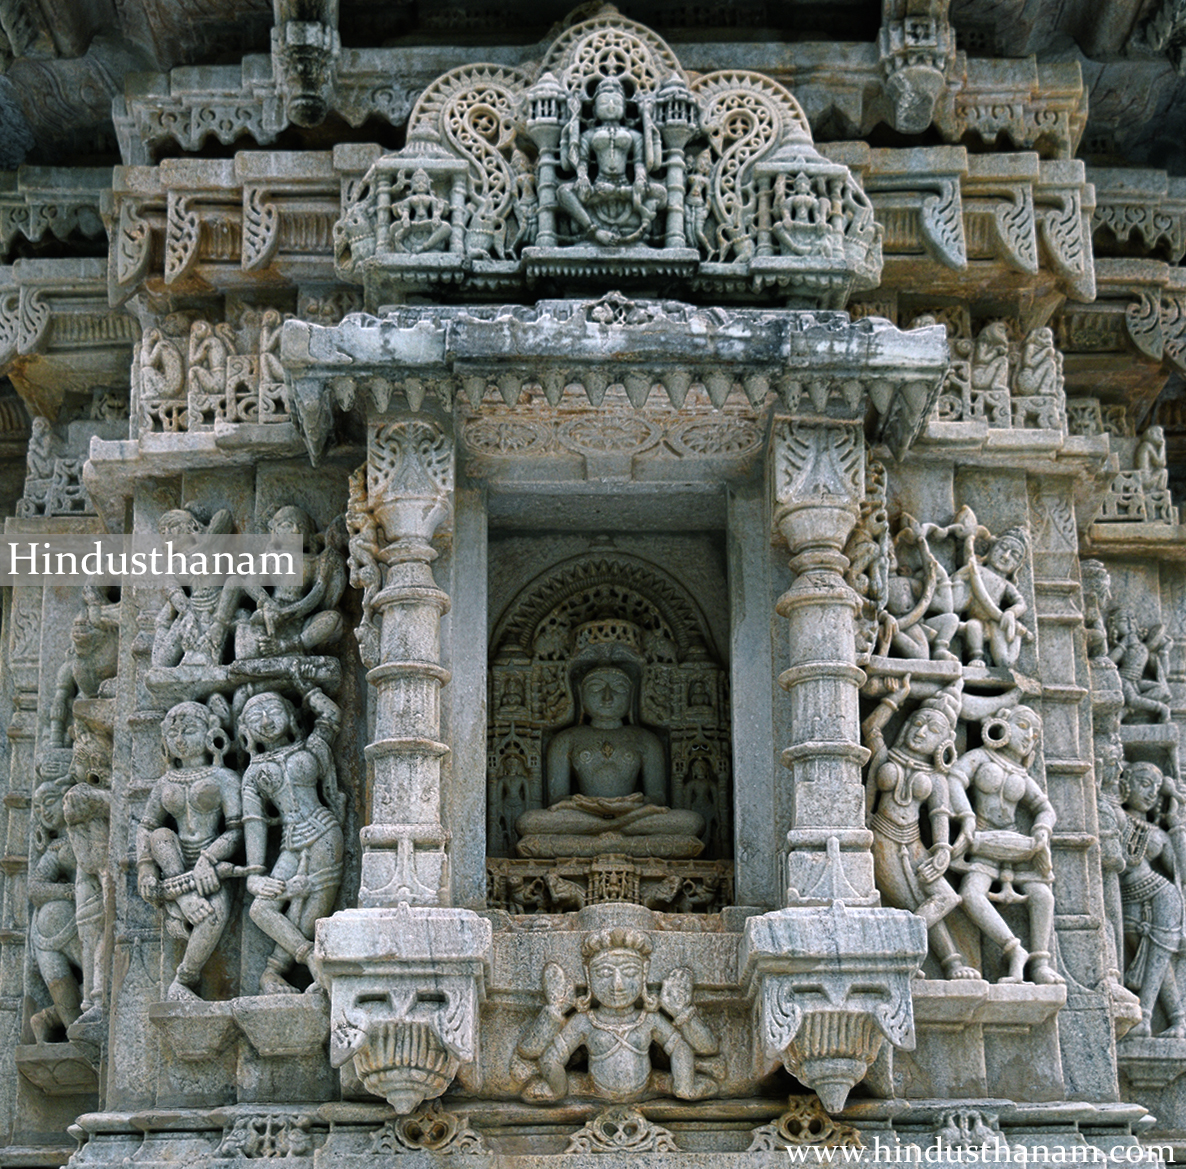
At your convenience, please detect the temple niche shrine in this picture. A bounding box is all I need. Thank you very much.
[5,0,1186,1163]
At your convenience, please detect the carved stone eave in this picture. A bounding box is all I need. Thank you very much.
[83,423,309,531]
[1058,259,1186,414]
[832,145,1095,306]
[1090,166,1186,265]
[280,301,950,464]
[0,258,138,420]
[315,906,491,1115]
[104,152,349,306]
[0,168,109,261]
[116,43,1086,168]
[741,900,928,1113]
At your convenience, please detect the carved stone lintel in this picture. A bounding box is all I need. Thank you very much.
[565,1107,679,1154]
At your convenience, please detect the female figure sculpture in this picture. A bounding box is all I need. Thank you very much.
[514,640,703,858]
[863,676,978,979]
[241,680,344,994]
[557,76,666,246]
[1118,761,1186,1037]
[951,706,1063,985]
[137,699,247,1001]
[28,776,83,1040]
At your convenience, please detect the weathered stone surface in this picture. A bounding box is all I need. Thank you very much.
[0,4,1184,1168]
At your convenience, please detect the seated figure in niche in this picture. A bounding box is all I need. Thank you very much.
[950,705,1063,985]
[863,675,979,979]
[515,635,704,859]
[557,75,667,247]
[240,677,344,994]
[388,168,452,255]
[236,506,345,662]
[137,698,251,1001]
[772,172,836,257]
[1117,761,1186,1037]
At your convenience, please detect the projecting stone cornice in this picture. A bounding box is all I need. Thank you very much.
[280,295,949,465]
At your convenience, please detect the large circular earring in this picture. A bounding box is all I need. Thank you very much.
[983,717,1009,749]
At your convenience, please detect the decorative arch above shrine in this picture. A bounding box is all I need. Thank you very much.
[332,12,882,308]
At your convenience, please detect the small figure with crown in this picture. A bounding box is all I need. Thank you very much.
[514,926,718,1102]
[515,620,704,859]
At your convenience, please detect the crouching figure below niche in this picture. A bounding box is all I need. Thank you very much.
[516,634,704,859]
[513,926,719,1103]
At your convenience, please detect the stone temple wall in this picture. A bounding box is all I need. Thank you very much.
[2,1,1186,1164]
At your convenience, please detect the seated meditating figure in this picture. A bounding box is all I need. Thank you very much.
[515,642,704,859]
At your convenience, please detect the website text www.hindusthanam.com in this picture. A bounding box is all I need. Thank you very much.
[781,1141,1173,1164]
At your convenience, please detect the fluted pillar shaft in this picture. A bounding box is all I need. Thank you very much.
[769,418,875,906]
[355,415,454,908]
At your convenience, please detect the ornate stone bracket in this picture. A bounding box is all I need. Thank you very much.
[316,905,490,1115]
[271,0,340,129]
[878,0,957,135]
[741,891,926,1113]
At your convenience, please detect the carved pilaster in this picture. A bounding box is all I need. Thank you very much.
[743,417,926,1114]
[352,415,453,909]
[770,418,873,905]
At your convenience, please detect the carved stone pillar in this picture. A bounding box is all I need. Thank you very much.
[355,415,454,910]
[316,410,490,1118]
[771,418,874,905]
[742,416,926,1113]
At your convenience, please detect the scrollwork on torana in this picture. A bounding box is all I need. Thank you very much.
[370,1102,488,1155]
[565,1107,680,1154]
[332,13,881,304]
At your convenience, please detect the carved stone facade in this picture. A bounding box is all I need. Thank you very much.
[1,2,1186,1166]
